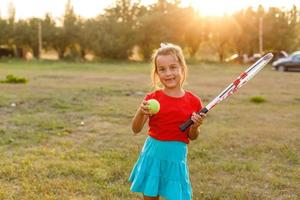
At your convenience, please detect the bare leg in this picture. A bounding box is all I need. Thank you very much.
[143,195,159,200]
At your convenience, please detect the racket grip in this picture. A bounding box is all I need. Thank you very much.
[179,119,194,132]
[179,107,209,132]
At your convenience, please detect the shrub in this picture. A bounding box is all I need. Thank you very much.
[0,74,28,84]
[250,96,266,103]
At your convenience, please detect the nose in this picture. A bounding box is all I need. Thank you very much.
[165,68,172,76]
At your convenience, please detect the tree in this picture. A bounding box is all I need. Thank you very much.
[28,18,42,58]
[136,0,187,60]
[41,14,57,52]
[232,7,259,57]
[208,15,239,61]
[136,7,167,60]
[292,6,300,50]
[241,7,259,56]
[287,5,300,51]
[263,7,289,52]
[13,19,31,58]
[183,7,207,57]
[94,0,141,59]
[52,26,69,60]
[76,18,98,60]
[0,17,9,45]
[6,1,16,50]
[51,0,80,60]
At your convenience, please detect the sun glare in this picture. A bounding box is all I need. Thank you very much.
[184,0,299,16]
[139,0,247,16]
[187,0,244,16]
[0,0,299,19]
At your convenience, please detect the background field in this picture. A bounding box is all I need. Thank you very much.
[0,60,299,200]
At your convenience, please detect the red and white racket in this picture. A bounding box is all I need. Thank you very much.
[180,53,274,132]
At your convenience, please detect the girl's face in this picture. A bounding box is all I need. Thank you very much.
[156,54,183,90]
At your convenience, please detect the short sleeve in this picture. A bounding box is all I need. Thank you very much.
[198,97,204,110]
[144,92,155,101]
[192,94,203,112]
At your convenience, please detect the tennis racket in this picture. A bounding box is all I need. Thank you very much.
[180,53,273,132]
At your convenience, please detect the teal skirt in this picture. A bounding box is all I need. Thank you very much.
[129,136,192,200]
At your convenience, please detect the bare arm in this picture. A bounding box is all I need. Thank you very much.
[131,100,151,134]
[188,112,206,140]
[188,126,200,140]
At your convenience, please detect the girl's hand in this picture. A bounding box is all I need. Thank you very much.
[190,112,206,128]
[138,100,151,116]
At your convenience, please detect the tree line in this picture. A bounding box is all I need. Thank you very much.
[0,0,299,61]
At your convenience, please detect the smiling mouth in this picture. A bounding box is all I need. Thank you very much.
[165,78,175,81]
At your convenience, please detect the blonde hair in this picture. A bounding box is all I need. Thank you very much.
[151,43,188,89]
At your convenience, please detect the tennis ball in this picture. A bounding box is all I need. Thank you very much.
[147,99,160,115]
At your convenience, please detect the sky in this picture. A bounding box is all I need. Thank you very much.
[0,0,299,20]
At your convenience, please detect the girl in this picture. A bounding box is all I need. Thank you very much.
[129,43,206,200]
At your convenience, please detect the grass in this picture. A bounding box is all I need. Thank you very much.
[0,59,299,199]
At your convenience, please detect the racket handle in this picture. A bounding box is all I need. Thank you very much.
[179,107,208,132]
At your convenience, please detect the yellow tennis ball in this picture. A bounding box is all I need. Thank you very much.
[147,99,160,115]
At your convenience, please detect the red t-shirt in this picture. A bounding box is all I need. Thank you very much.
[144,90,203,144]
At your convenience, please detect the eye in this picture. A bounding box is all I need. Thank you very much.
[158,67,165,72]
[170,65,178,70]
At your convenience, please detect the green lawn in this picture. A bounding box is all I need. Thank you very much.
[0,59,299,199]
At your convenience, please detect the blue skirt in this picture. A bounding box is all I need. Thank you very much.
[129,136,192,200]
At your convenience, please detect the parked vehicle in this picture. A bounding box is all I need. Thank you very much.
[0,48,14,58]
[270,51,288,63]
[225,53,261,64]
[225,54,243,63]
[272,51,300,72]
